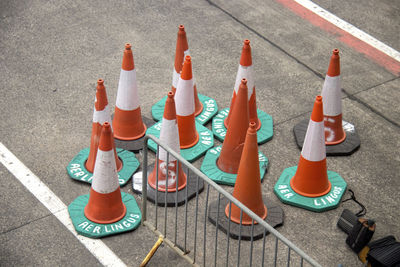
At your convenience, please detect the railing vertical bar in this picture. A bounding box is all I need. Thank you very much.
[287,247,291,267]
[164,152,169,237]
[261,229,267,267]
[142,138,148,223]
[184,167,189,253]
[237,210,243,267]
[274,237,278,267]
[203,184,210,267]
[300,257,304,267]
[193,175,200,263]
[226,201,232,267]
[174,160,179,245]
[250,219,254,266]
[155,144,159,229]
[214,192,221,266]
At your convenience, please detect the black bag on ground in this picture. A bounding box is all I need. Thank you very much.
[345,218,376,253]
[367,236,400,267]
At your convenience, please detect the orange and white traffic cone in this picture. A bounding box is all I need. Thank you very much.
[275,96,347,212]
[85,122,126,224]
[175,55,199,149]
[217,78,250,174]
[86,79,122,173]
[148,91,187,192]
[69,122,142,238]
[172,25,203,116]
[208,122,283,240]
[290,96,331,197]
[321,49,346,145]
[212,39,273,145]
[67,79,139,186]
[113,44,147,141]
[151,25,218,125]
[225,40,259,129]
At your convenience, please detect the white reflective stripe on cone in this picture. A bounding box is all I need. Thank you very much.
[172,69,180,89]
[159,118,180,162]
[91,149,119,194]
[321,75,342,116]
[234,64,255,98]
[175,78,195,116]
[93,105,111,126]
[301,120,326,161]
[116,69,140,110]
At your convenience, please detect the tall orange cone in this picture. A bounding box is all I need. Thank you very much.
[172,25,203,116]
[276,95,347,212]
[148,91,187,192]
[217,78,249,174]
[84,122,126,224]
[68,123,142,238]
[113,44,147,141]
[225,40,259,129]
[227,122,267,224]
[212,39,273,145]
[67,80,139,187]
[290,96,331,197]
[86,79,122,173]
[208,123,283,240]
[321,49,346,145]
[175,55,199,148]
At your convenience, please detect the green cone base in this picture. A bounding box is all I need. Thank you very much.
[274,166,347,212]
[200,145,269,186]
[66,147,139,186]
[68,192,141,238]
[212,108,273,145]
[151,94,218,125]
[146,121,214,162]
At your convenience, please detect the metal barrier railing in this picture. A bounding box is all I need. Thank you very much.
[141,134,321,267]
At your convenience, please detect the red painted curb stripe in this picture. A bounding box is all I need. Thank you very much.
[276,0,400,76]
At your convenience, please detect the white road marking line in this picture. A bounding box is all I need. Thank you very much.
[294,0,400,62]
[0,142,126,267]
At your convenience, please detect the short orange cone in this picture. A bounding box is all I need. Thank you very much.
[148,91,187,192]
[84,122,126,223]
[227,122,267,224]
[86,79,122,173]
[290,96,331,197]
[321,49,346,145]
[175,55,199,148]
[225,40,259,129]
[113,43,147,141]
[172,24,203,116]
[208,123,283,240]
[217,78,249,174]
[276,95,347,212]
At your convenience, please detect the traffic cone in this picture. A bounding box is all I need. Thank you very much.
[66,80,139,186]
[275,96,347,212]
[172,25,203,116]
[86,79,122,173]
[212,40,273,145]
[217,78,249,174]
[151,25,218,125]
[113,43,147,141]
[84,122,126,223]
[175,55,199,148]
[225,40,259,129]
[68,122,142,238]
[208,123,283,240]
[227,122,267,224]
[321,49,346,145]
[290,96,331,197]
[148,91,187,192]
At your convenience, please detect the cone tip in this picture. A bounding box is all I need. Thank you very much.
[241,78,248,85]
[249,121,256,131]
[185,55,191,62]
[103,121,111,128]
[332,48,339,55]
[311,95,324,122]
[244,39,250,46]
[167,90,174,98]
[179,24,185,31]
[97,79,104,85]
[125,43,132,50]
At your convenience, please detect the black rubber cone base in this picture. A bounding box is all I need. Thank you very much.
[132,163,204,207]
[113,116,155,153]
[293,119,360,156]
[208,196,284,240]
